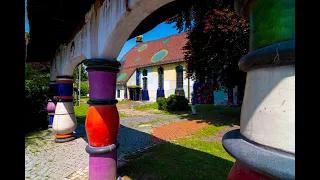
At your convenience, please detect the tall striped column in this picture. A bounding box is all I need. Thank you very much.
[83,59,121,180]
[47,80,57,128]
[53,75,77,143]
[223,0,295,179]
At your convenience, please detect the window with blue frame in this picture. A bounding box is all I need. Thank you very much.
[136,69,141,86]
[158,67,164,89]
[117,89,120,98]
[143,77,148,89]
[176,66,183,89]
[142,69,148,76]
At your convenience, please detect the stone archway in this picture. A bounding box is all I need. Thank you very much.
[50,0,295,179]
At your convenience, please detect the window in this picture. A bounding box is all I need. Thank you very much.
[117,89,120,98]
[143,77,148,89]
[158,67,164,89]
[176,66,183,89]
[136,69,141,86]
[142,69,148,76]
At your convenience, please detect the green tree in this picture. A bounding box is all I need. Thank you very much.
[73,63,88,82]
[25,64,50,133]
[166,0,249,102]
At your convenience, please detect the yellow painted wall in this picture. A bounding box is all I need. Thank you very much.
[150,62,187,80]
[148,90,157,99]
[152,66,158,76]
[118,62,190,101]
[163,64,176,81]
[127,71,136,86]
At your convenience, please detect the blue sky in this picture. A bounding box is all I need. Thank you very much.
[117,22,178,60]
[25,15,179,60]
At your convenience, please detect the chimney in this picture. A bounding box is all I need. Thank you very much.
[135,35,143,47]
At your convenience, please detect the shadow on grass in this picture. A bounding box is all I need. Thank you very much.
[164,105,241,127]
[116,125,234,180]
[74,122,234,180]
[71,103,238,180]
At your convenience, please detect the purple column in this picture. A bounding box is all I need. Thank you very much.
[84,58,121,180]
[47,80,57,127]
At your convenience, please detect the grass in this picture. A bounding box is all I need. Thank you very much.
[137,119,161,126]
[137,121,151,126]
[134,103,159,111]
[74,105,88,124]
[118,100,134,104]
[133,102,240,117]
[74,104,126,124]
[118,107,240,180]
[119,123,236,180]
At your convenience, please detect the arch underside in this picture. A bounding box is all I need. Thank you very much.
[53,0,201,77]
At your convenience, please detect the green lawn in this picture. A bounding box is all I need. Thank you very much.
[74,105,88,124]
[118,100,134,104]
[74,104,126,124]
[134,103,241,117]
[118,120,237,180]
[134,103,159,111]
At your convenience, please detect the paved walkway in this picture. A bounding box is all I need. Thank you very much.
[151,119,209,142]
[25,105,210,179]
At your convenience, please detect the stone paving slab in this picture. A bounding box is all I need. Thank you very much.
[25,113,187,180]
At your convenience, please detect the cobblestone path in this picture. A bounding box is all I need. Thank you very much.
[25,102,203,180]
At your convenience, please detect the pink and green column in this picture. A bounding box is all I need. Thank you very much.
[223,0,295,179]
[83,59,121,180]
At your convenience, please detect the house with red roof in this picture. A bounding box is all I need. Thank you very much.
[116,33,230,104]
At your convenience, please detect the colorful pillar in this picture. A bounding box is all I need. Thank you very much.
[47,99,56,128]
[52,75,77,143]
[223,0,295,179]
[47,80,57,128]
[83,58,121,180]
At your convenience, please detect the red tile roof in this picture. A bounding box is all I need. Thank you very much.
[117,32,188,85]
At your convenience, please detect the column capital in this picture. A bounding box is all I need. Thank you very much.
[84,58,121,73]
[56,75,73,79]
[239,39,295,72]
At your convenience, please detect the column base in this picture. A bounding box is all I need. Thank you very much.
[54,136,76,143]
[86,142,120,180]
[222,129,295,179]
[228,161,275,180]
[55,133,76,143]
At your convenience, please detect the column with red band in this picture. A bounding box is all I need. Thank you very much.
[83,58,121,180]
[52,75,77,143]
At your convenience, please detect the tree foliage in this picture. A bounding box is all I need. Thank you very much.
[166,0,249,91]
[25,64,50,133]
[72,63,88,83]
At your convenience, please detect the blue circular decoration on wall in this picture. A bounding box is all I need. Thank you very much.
[117,72,128,82]
[138,44,148,52]
[135,57,141,61]
[151,49,169,63]
[162,38,169,44]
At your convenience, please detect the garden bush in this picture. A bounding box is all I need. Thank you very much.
[166,94,189,111]
[156,97,167,110]
[25,64,50,134]
[80,82,89,96]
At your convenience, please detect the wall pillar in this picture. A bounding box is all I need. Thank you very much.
[47,80,57,128]
[52,76,77,143]
[223,0,295,179]
[83,59,121,180]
